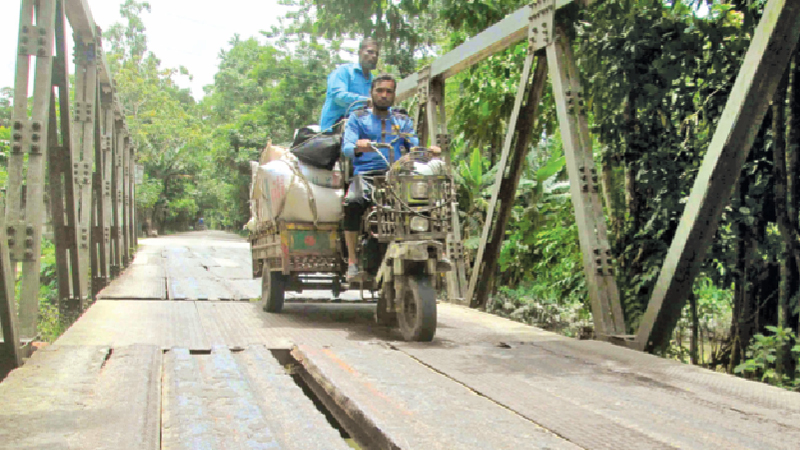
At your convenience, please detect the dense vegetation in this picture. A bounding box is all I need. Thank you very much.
[1,0,798,389]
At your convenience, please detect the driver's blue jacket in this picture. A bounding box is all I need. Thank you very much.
[342,108,419,175]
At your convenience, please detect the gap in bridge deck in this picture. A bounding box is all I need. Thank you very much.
[271,349,363,449]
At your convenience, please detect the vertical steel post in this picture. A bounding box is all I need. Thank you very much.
[110,129,125,276]
[91,87,113,294]
[547,27,625,337]
[122,131,132,265]
[6,0,58,338]
[69,24,98,314]
[49,0,74,310]
[0,196,22,373]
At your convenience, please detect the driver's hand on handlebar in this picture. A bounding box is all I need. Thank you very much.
[356,139,374,152]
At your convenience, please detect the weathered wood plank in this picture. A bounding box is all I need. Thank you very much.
[161,346,351,450]
[0,344,161,450]
[293,344,580,450]
[636,0,800,352]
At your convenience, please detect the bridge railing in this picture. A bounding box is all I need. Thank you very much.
[399,0,800,351]
[1,0,136,372]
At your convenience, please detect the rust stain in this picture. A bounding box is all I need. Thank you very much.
[321,348,414,417]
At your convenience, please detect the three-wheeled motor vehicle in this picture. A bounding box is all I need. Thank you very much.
[249,127,455,341]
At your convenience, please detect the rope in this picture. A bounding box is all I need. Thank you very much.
[272,156,320,228]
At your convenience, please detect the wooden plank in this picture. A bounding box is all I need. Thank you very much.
[293,344,580,450]
[0,344,161,450]
[162,346,352,450]
[635,0,800,352]
[466,51,536,306]
[547,28,625,337]
[396,339,800,449]
[472,56,548,309]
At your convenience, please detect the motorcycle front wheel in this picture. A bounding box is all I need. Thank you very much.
[398,275,437,341]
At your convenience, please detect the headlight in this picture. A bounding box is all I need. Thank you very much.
[410,216,429,232]
[410,181,429,199]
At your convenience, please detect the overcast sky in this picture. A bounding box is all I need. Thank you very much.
[1,0,293,99]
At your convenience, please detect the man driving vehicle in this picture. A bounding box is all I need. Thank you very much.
[341,74,439,281]
[319,38,379,132]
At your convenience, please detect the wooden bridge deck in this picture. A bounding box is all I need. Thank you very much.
[1,232,798,449]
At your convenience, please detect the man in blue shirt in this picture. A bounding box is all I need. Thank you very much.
[341,74,438,281]
[319,38,379,132]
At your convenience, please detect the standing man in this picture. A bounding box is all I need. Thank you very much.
[341,74,439,281]
[319,38,379,132]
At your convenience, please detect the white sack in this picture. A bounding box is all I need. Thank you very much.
[253,159,343,224]
[298,160,343,188]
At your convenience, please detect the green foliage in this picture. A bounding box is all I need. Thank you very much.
[575,0,758,323]
[734,327,799,389]
[280,0,444,74]
[37,240,64,342]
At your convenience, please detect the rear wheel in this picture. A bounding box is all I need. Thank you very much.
[398,275,437,341]
[376,281,398,326]
[262,271,286,313]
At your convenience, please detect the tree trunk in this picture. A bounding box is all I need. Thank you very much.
[772,67,792,379]
[690,291,699,365]
[789,51,800,339]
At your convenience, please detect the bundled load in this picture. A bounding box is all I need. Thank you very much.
[290,126,341,171]
[250,153,343,227]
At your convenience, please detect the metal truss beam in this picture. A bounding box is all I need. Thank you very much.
[396,0,579,102]
[2,0,133,363]
[635,0,800,352]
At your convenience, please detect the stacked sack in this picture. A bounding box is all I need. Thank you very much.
[251,152,343,227]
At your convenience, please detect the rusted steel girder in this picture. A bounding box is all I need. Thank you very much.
[635,0,800,352]
[6,0,58,338]
[547,27,625,337]
[470,56,548,310]
[415,69,469,303]
[0,198,22,373]
[3,0,133,355]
